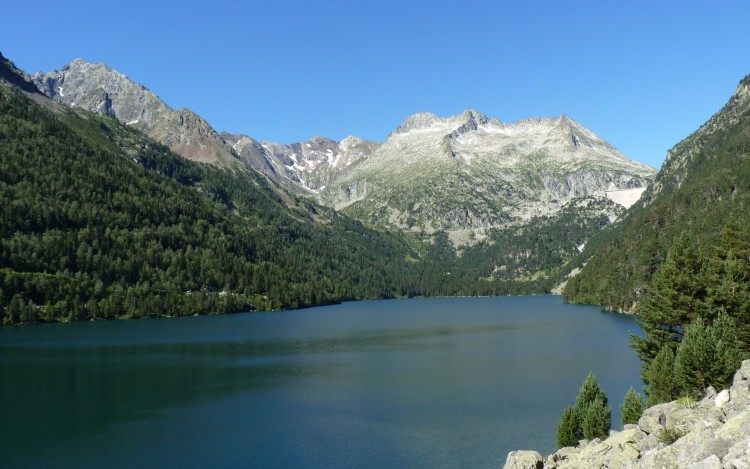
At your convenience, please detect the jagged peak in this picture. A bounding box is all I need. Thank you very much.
[391,109,500,138]
[460,109,490,125]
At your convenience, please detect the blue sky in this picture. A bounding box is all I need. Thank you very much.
[2,0,749,168]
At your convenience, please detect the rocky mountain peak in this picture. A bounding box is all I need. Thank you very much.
[460,109,490,126]
[320,108,656,234]
[31,59,238,167]
[392,112,441,135]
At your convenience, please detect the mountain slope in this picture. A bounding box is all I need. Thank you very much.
[563,74,750,312]
[31,59,239,167]
[318,110,655,234]
[222,133,379,193]
[0,60,449,322]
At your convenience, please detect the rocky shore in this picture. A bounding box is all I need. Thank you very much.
[505,360,750,468]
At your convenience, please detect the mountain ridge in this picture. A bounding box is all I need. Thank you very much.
[563,73,750,311]
[31,59,239,167]
[318,109,655,236]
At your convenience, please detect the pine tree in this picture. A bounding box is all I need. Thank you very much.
[582,396,611,440]
[674,313,743,396]
[706,252,750,346]
[574,372,608,419]
[674,316,715,396]
[555,372,610,447]
[646,346,678,406]
[556,406,580,448]
[620,387,645,425]
[631,231,708,378]
[709,313,744,389]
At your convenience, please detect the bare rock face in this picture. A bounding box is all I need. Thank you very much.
[221,133,379,194]
[506,360,750,469]
[31,60,238,167]
[319,110,656,233]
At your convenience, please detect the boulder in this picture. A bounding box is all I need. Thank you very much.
[686,454,722,469]
[503,450,543,469]
[715,389,730,408]
[723,436,750,469]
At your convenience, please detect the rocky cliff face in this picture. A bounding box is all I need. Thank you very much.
[318,110,656,234]
[505,360,750,469]
[222,133,379,193]
[31,60,238,167]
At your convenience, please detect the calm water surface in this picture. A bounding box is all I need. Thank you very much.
[0,296,641,468]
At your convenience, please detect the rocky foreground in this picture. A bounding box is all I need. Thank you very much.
[505,360,750,468]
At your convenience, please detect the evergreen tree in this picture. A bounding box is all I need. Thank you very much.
[631,232,708,369]
[674,314,743,396]
[709,313,744,389]
[620,387,645,425]
[706,251,750,347]
[574,372,608,419]
[582,396,611,440]
[646,346,678,406]
[556,406,580,448]
[673,316,715,396]
[555,372,610,446]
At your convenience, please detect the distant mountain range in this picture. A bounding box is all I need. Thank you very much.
[23,51,744,324]
[31,58,655,241]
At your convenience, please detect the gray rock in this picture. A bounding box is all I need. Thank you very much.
[715,389,730,408]
[31,59,238,167]
[638,402,677,435]
[686,454,721,469]
[503,450,543,469]
[724,435,750,467]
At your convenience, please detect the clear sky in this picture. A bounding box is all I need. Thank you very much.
[2,0,749,168]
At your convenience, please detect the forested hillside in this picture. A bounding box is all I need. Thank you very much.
[0,83,433,322]
[563,75,750,312]
[0,50,669,324]
[2,72,600,324]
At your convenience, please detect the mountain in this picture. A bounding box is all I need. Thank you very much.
[0,53,42,95]
[317,110,656,236]
[4,51,582,323]
[221,133,379,193]
[563,74,750,312]
[31,59,239,167]
[0,55,455,323]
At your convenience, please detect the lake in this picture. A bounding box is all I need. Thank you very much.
[0,296,641,468]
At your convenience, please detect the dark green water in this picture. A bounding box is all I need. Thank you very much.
[0,296,641,468]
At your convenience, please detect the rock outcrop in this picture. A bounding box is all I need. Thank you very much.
[222,133,379,193]
[505,360,750,469]
[31,59,239,167]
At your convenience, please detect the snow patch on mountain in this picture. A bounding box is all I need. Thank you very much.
[319,109,656,234]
